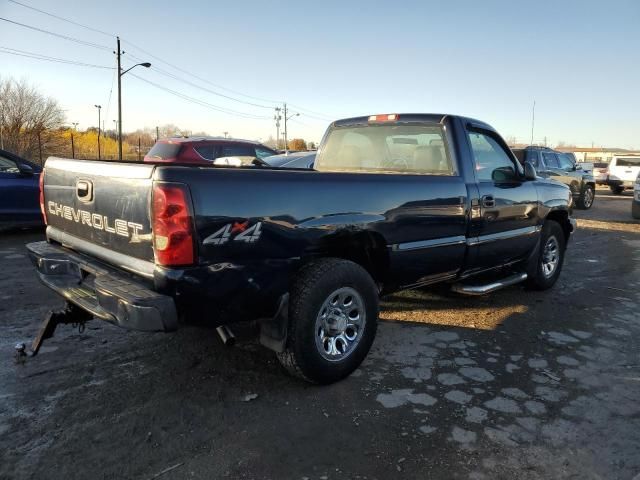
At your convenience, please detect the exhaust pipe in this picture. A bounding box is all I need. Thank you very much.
[216,325,236,346]
[452,272,528,296]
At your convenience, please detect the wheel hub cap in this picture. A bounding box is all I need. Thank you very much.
[541,235,560,278]
[315,287,365,361]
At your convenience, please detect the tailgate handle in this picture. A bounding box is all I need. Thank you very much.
[76,179,93,202]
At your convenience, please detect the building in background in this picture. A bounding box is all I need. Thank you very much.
[555,147,640,163]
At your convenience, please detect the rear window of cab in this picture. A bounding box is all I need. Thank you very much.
[146,142,182,160]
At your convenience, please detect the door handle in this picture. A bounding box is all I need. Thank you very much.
[482,195,495,208]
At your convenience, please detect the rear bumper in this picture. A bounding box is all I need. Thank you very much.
[26,241,177,332]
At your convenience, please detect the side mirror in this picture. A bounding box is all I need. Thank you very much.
[18,163,34,176]
[574,164,582,171]
[524,162,537,180]
[491,166,517,183]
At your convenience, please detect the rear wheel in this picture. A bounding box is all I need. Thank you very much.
[576,184,595,209]
[632,201,640,219]
[610,185,624,195]
[526,221,566,290]
[277,258,379,384]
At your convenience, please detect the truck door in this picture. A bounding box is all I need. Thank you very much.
[539,152,580,195]
[0,154,41,225]
[465,127,539,270]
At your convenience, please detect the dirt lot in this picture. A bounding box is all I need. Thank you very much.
[1,192,639,480]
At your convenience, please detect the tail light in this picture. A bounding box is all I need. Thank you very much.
[152,183,195,266]
[39,170,47,224]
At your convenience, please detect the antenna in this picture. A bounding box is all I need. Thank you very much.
[530,100,536,145]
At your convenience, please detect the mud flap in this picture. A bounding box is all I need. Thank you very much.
[259,294,289,353]
[31,302,93,356]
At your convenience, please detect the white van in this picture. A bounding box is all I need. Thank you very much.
[608,155,640,194]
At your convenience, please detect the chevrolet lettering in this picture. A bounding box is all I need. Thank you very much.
[47,201,144,239]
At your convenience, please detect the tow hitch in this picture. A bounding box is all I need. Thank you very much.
[26,302,93,356]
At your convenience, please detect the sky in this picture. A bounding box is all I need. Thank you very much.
[0,0,638,147]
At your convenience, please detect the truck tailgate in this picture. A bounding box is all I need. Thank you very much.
[43,158,155,272]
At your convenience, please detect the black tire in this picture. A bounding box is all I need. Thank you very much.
[277,258,379,384]
[610,185,624,195]
[632,201,640,220]
[576,184,595,209]
[526,221,566,291]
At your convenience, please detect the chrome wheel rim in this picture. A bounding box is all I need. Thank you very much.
[583,188,594,207]
[314,287,365,361]
[541,236,560,278]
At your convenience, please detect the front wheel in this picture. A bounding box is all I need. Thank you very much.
[526,221,566,290]
[277,258,379,384]
[576,185,595,209]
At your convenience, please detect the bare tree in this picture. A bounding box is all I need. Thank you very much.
[0,77,65,162]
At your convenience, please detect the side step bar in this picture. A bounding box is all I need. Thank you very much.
[451,273,527,296]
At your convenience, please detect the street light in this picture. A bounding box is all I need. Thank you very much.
[94,105,101,160]
[117,36,151,160]
[72,122,79,131]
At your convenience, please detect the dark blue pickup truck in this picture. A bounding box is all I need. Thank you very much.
[27,114,575,383]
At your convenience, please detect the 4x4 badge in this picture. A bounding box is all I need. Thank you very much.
[203,221,263,245]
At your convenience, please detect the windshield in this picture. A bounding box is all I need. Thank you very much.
[315,123,453,175]
[615,157,640,167]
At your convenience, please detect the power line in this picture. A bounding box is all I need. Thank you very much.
[126,52,274,109]
[0,46,114,69]
[0,17,112,51]
[5,2,335,120]
[7,0,114,38]
[287,103,334,121]
[129,73,271,120]
[123,39,284,105]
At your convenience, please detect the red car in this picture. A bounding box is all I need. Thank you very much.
[144,137,277,165]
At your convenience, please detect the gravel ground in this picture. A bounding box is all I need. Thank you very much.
[1,196,639,480]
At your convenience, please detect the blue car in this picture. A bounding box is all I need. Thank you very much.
[0,148,43,230]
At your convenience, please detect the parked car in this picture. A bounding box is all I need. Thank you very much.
[28,113,575,384]
[511,146,596,209]
[144,137,277,165]
[632,172,640,219]
[607,155,640,194]
[0,148,43,230]
[263,151,316,169]
[592,162,610,186]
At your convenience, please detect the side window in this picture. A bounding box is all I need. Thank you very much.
[542,152,560,168]
[468,131,517,182]
[221,144,254,157]
[558,154,574,171]
[0,155,19,174]
[527,150,540,169]
[255,146,275,159]
[194,145,216,160]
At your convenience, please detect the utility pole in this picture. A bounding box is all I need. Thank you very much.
[70,131,75,159]
[274,107,281,150]
[116,36,151,160]
[283,103,288,154]
[113,120,118,143]
[117,36,123,161]
[156,126,159,142]
[282,103,299,155]
[223,131,228,138]
[94,104,102,160]
[530,100,535,145]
